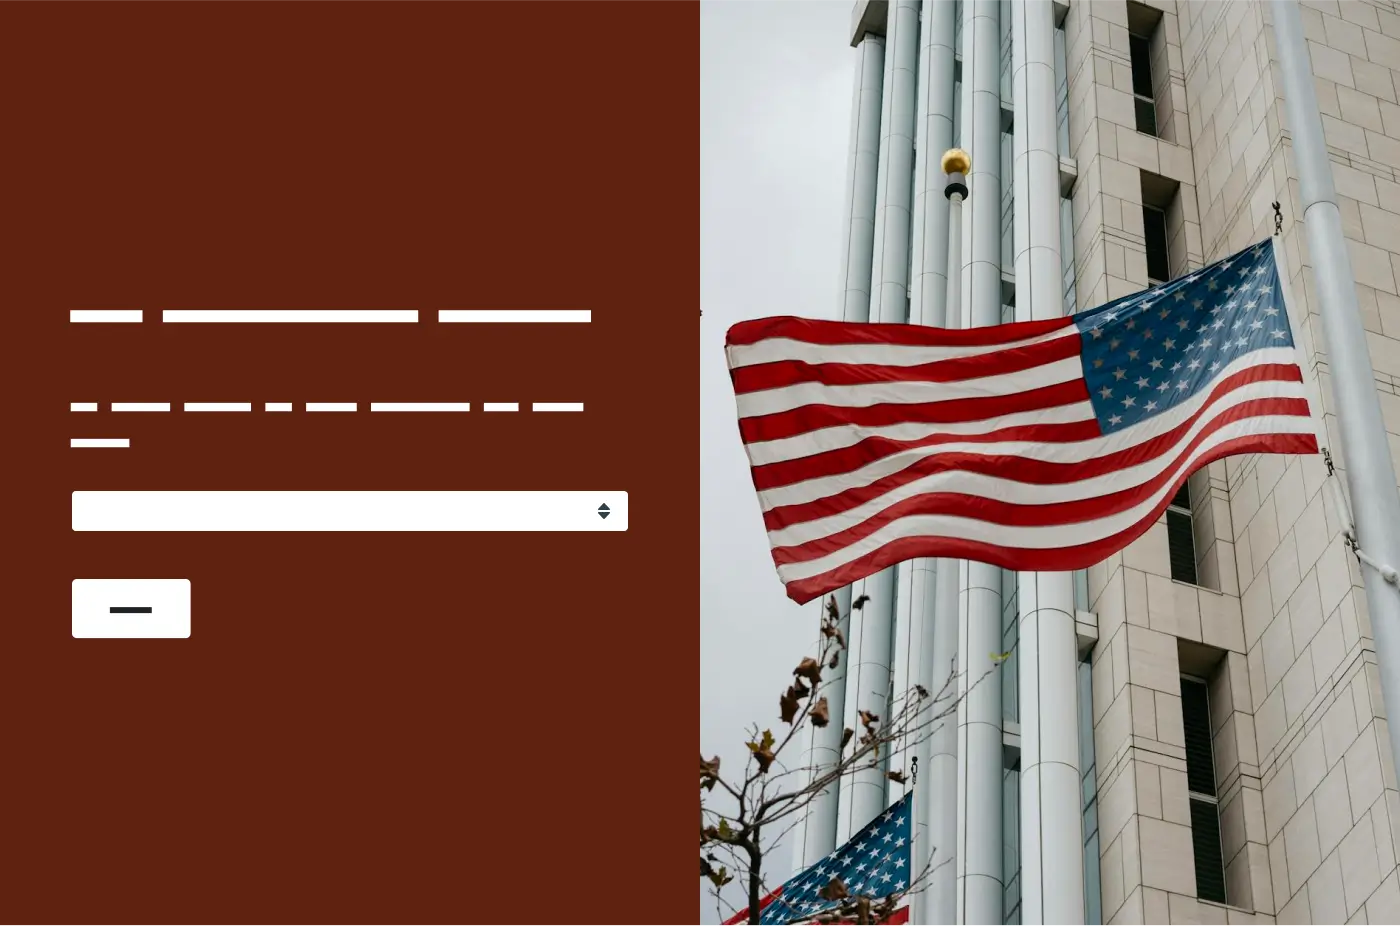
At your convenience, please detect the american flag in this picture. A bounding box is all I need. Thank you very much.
[722,793,913,925]
[726,238,1318,604]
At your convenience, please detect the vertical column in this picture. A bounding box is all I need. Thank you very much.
[1011,3,1084,924]
[839,0,920,844]
[806,30,885,864]
[871,0,921,321]
[836,36,886,323]
[956,1,1005,922]
[802,588,851,866]
[907,0,960,921]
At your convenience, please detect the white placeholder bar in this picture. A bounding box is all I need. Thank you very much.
[71,402,98,412]
[265,402,294,412]
[532,402,584,412]
[185,402,252,412]
[483,403,519,412]
[73,491,628,531]
[71,310,142,323]
[72,579,190,638]
[438,310,590,323]
[71,438,129,448]
[113,402,171,412]
[163,310,418,323]
[370,402,471,412]
[307,402,357,412]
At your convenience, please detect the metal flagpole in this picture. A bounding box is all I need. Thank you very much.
[1274,0,1400,784]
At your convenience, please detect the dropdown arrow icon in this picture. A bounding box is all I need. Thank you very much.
[598,503,611,519]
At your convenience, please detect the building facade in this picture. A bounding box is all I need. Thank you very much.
[792,1,1400,923]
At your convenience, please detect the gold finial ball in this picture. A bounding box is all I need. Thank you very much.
[941,148,971,174]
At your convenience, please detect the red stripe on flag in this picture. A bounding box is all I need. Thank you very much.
[759,369,1306,532]
[738,378,1091,445]
[765,397,1313,554]
[730,330,1083,394]
[779,432,1319,603]
[751,418,1103,492]
[726,314,1074,348]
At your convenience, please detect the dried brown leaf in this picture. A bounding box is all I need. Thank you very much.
[886,770,907,784]
[818,877,849,901]
[794,657,823,686]
[852,594,870,611]
[780,687,800,725]
[809,696,830,728]
[700,754,720,791]
[840,727,854,749]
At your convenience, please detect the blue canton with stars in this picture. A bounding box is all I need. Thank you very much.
[758,792,912,924]
[1074,239,1294,434]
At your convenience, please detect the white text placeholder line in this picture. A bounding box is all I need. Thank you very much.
[184,403,252,412]
[71,310,142,323]
[70,403,98,412]
[483,403,519,412]
[307,403,357,412]
[437,310,590,323]
[265,403,294,412]
[162,310,418,323]
[71,438,129,448]
[531,403,585,412]
[370,403,472,412]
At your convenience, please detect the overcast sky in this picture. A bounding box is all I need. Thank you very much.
[700,1,855,920]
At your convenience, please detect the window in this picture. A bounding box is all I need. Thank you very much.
[1143,204,1170,284]
[1004,761,1021,924]
[1167,482,1198,585]
[1141,170,1184,283]
[1079,654,1102,924]
[1129,33,1157,135]
[1181,676,1226,904]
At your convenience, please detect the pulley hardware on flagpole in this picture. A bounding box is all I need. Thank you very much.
[1322,447,1400,586]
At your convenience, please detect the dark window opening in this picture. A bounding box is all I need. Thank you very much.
[1143,204,1171,284]
[1129,34,1157,135]
[1167,479,1198,585]
[1181,676,1227,905]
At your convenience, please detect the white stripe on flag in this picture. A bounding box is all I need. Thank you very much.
[763,395,1307,546]
[775,415,1319,582]
[745,400,1098,467]
[734,355,1085,419]
[725,322,1078,369]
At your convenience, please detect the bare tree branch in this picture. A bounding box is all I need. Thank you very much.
[701,595,1003,923]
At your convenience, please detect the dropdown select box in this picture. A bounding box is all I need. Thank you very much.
[71,491,629,532]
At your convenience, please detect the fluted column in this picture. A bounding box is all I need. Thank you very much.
[1011,4,1084,922]
[835,36,886,323]
[955,1,1005,922]
[838,0,920,844]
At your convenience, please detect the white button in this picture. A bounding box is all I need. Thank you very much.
[72,579,191,638]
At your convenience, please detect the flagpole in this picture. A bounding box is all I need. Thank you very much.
[1274,0,1400,783]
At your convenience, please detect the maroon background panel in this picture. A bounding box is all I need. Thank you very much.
[0,2,697,921]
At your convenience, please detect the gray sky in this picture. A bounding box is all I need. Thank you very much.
[700,1,854,920]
